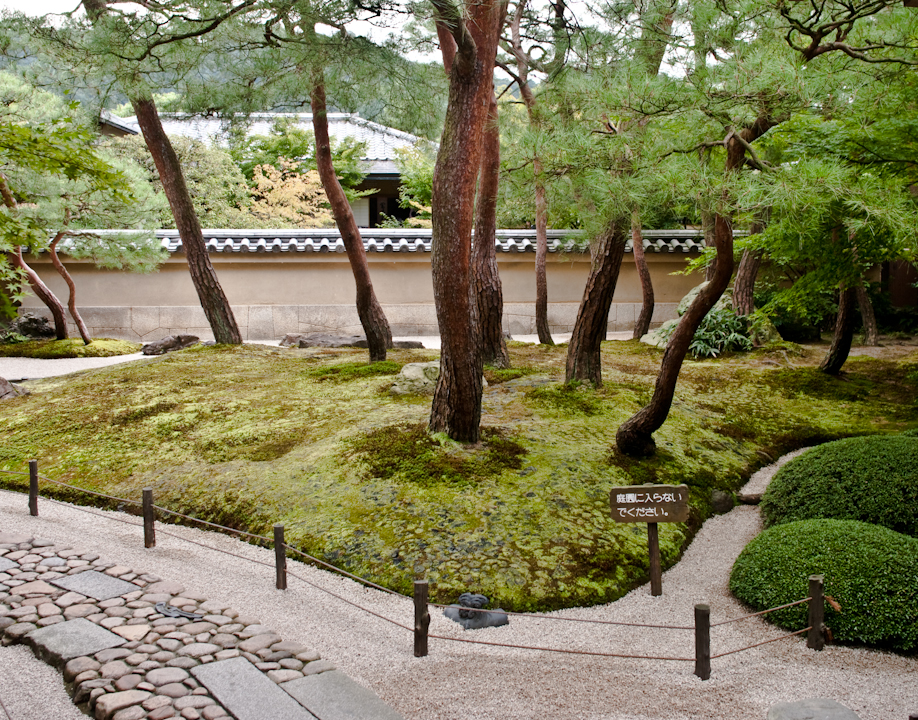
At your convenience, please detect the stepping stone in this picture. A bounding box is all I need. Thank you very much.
[281,670,406,720]
[51,570,140,601]
[26,618,126,666]
[0,557,17,572]
[768,698,862,720]
[191,657,317,720]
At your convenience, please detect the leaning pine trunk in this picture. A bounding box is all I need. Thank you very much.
[131,97,242,345]
[311,69,392,362]
[631,213,654,339]
[821,287,858,374]
[473,89,510,369]
[49,234,92,345]
[12,247,68,340]
[733,248,763,316]
[565,220,627,386]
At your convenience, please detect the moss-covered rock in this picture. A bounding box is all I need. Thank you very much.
[0,338,141,358]
[760,435,918,536]
[730,519,918,652]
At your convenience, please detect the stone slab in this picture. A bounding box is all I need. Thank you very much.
[51,570,140,601]
[281,670,406,720]
[0,557,17,572]
[191,657,317,720]
[767,698,862,720]
[26,618,126,666]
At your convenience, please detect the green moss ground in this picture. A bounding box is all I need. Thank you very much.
[1,341,915,611]
[0,338,141,358]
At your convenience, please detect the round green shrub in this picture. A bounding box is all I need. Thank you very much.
[902,428,918,438]
[760,435,918,537]
[730,519,918,652]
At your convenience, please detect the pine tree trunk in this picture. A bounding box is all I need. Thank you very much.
[616,213,734,456]
[631,214,654,339]
[821,287,857,374]
[534,160,553,345]
[565,220,627,386]
[701,209,716,282]
[473,89,509,369]
[429,0,503,442]
[49,234,92,344]
[733,248,763,316]
[855,285,879,346]
[131,97,242,345]
[311,71,392,362]
[12,247,68,340]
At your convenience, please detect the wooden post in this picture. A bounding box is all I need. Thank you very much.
[142,488,155,548]
[28,459,38,517]
[414,580,430,658]
[647,522,662,596]
[694,603,711,680]
[807,574,825,651]
[274,525,287,591]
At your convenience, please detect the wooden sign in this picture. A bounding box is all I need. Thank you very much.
[609,484,690,523]
[609,484,690,596]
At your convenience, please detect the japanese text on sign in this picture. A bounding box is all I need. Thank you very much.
[609,484,690,524]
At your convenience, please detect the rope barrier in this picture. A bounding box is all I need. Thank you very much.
[710,627,812,659]
[284,545,410,600]
[427,601,695,630]
[150,505,273,544]
[710,597,811,627]
[0,692,13,720]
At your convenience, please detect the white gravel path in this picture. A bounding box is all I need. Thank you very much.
[1,452,915,720]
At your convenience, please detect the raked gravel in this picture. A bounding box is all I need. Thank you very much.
[1,451,915,720]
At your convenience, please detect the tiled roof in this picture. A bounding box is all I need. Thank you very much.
[115,113,427,175]
[156,229,710,254]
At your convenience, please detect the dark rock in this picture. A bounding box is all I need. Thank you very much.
[710,490,735,514]
[0,378,28,400]
[7,312,55,339]
[767,698,862,720]
[443,593,509,630]
[737,493,763,505]
[142,336,200,356]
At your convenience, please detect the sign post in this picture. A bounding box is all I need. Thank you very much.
[610,484,689,596]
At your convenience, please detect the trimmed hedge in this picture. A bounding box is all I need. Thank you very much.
[730,519,918,652]
[760,435,918,537]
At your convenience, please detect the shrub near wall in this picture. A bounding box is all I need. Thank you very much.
[730,519,918,652]
[760,435,918,537]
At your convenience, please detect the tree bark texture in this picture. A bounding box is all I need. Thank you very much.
[131,97,242,344]
[733,248,763,316]
[473,89,510,369]
[701,209,716,282]
[855,285,879,346]
[631,215,654,339]
[428,0,504,442]
[820,287,857,374]
[565,221,627,386]
[311,72,392,362]
[49,234,91,344]
[12,247,68,339]
[616,116,778,457]
[533,161,553,345]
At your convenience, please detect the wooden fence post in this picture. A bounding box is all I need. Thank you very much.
[28,459,38,517]
[142,488,155,548]
[414,580,430,658]
[647,522,662,596]
[694,603,711,680]
[807,574,824,651]
[274,525,287,591]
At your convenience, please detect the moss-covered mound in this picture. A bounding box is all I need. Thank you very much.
[760,435,918,536]
[0,342,916,611]
[730,519,918,652]
[0,338,141,358]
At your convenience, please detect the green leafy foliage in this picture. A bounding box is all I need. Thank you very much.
[658,305,753,358]
[760,436,918,537]
[730,519,918,652]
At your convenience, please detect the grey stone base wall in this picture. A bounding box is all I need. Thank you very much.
[19,303,680,343]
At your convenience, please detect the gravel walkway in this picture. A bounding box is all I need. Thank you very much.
[2,459,916,720]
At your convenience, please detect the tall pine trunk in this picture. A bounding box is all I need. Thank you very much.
[429,0,504,442]
[49,234,92,344]
[311,70,392,362]
[856,285,878,346]
[533,161,553,345]
[13,247,68,340]
[631,212,654,339]
[132,97,242,344]
[733,248,763,316]
[473,89,509,369]
[821,287,857,374]
[565,220,627,385]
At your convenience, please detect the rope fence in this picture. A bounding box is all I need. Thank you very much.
[0,462,828,680]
